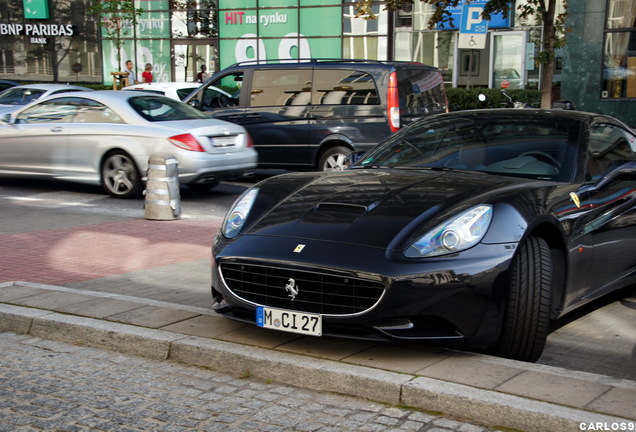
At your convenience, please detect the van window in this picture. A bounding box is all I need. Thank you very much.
[250,69,313,108]
[313,70,379,105]
[397,69,446,110]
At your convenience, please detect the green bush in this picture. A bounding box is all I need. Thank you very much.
[446,87,541,111]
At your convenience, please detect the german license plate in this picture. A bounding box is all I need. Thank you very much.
[256,307,322,336]
[211,136,236,147]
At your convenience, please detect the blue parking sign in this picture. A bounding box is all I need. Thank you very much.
[460,1,489,34]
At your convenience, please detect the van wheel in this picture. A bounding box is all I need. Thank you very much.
[319,146,351,171]
[101,151,143,198]
[493,236,552,362]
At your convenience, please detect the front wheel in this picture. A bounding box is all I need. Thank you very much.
[101,151,143,198]
[318,146,351,172]
[494,236,552,362]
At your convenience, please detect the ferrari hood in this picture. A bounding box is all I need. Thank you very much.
[245,169,528,250]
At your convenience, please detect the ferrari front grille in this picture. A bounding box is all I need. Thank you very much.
[219,262,385,315]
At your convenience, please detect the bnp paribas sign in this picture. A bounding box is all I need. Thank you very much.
[0,0,75,44]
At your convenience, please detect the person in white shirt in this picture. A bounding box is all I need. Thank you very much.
[125,60,139,85]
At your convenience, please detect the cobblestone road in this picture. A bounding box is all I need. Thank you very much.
[0,332,494,432]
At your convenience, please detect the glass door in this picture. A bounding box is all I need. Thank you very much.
[172,41,217,82]
[490,31,527,89]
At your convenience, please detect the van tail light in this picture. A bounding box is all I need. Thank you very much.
[387,71,400,133]
[246,132,254,148]
[169,133,205,152]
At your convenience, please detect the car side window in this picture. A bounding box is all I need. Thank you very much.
[587,123,636,179]
[71,98,124,123]
[176,88,198,101]
[203,72,243,109]
[250,69,313,108]
[313,70,379,105]
[15,98,78,124]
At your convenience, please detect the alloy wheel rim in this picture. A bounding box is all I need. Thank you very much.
[103,155,137,195]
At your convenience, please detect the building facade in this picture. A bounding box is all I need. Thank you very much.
[0,0,633,125]
[561,0,636,124]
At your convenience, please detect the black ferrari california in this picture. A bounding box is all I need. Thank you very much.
[211,109,636,362]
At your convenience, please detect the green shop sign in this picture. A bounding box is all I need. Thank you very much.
[218,0,342,69]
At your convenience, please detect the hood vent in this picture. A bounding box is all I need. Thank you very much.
[304,202,367,224]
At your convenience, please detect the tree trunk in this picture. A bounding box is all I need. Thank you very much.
[540,0,557,109]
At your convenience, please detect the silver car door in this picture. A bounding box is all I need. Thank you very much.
[64,97,128,181]
[0,99,76,176]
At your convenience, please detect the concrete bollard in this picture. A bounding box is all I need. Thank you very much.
[144,152,181,220]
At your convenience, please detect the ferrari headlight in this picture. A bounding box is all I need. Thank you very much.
[222,188,259,238]
[405,205,492,258]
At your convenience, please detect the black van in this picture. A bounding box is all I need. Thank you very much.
[183,60,447,171]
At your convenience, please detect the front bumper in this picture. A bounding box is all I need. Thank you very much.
[211,234,517,348]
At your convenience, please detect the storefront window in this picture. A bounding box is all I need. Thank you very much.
[603,0,636,98]
[342,3,387,60]
[170,0,216,39]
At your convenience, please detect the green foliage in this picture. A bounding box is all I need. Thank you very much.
[89,0,143,68]
[445,87,541,111]
[89,0,142,41]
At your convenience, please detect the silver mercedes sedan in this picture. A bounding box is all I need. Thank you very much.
[0,90,258,198]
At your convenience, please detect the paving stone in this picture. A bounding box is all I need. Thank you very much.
[0,332,497,432]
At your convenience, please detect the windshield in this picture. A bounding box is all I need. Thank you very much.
[354,114,582,182]
[0,88,46,105]
[128,96,208,122]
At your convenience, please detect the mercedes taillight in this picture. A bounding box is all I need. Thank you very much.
[168,133,205,152]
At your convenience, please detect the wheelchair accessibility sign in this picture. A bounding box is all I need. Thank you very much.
[458,1,489,49]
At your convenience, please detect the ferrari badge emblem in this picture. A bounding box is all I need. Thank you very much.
[569,192,581,209]
[294,244,306,253]
[285,278,299,300]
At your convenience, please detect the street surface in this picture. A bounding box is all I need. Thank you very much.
[0,176,635,383]
[0,332,493,432]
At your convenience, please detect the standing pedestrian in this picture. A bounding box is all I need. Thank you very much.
[197,65,209,83]
[142,63,153,83]
[125,60,139,85]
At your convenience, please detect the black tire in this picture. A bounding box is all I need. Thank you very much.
[100,151,143,198]
[318,146,351,171]
[494,236,552,362]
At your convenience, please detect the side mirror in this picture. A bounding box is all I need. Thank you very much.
[581,160,636,193]
[0,113,10,123]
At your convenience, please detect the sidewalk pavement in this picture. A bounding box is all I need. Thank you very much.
[0,208,635,431]
[2,279,635,432]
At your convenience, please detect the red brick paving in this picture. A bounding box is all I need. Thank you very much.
[0,219,221,286]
